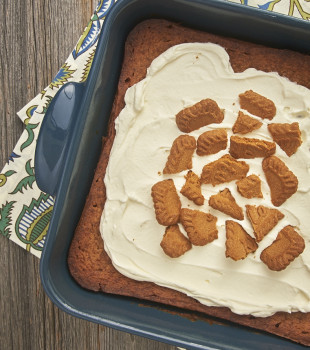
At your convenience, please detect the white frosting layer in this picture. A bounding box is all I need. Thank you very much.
[100,43,310,317]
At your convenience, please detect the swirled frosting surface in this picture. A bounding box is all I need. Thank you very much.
[100,43,310,317]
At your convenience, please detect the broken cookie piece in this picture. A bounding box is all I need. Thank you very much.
[176,98,224,133]
[262,156,298,207]
[232,111,263,134]
[246,205,284,242]
[200,154,249,186]
[151,179,181,226]
[225,220,258,261]
[260,226,305,271]
[239,90,276,120]
[160,225,192,258]
[209,188,244,220]
[229,135,276,159]
[268,122,302,156]
[180,208,218,246]
[196,129,227,156]
[180,171,204,206]
[163,135,196,174]
[236,175,263,199]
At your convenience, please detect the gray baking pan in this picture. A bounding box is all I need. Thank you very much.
[34,0,310,349]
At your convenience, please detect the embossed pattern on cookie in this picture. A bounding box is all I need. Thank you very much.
[209,188,244,220]
[268,122,302,156]
[200,154,249,186]
[180,171,204,206]
[151,179,181,226]
[180,208,218,246]
[239,90,276,120]
[160,225,192,258]
[150,81,305,274]
[236,175,263,199]
[262,156,298,207]
[196,129,227,156]
[232,111,263,134]
[176,98,224,133]
[225,220,258,261]
[163,135,196,174]
[229,135,276,159]
[246,205,284,242]
[260,226,305,271]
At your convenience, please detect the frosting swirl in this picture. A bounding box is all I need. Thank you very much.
[100,43,310,317]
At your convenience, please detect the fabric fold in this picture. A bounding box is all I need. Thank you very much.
[0,0,309,257]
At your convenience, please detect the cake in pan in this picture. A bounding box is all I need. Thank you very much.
[68,19,310,346]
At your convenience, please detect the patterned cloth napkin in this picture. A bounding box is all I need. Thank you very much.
[1,0,309,258]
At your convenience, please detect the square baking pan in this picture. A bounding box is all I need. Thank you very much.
[34,0,310,349]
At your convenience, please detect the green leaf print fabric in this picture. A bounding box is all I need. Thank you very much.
[0,0,309,257]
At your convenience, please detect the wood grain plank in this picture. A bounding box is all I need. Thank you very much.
[0,0,178,349]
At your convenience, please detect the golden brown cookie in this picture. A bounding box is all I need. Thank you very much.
[175,99,224,133]
[236,175,263,199]
[260,226,305,271]
[196,129,228,156]
[163,135,196,174]
[232,111,263,134]
[239,90,276,120]
[209,188,244,220]
[225,220,258,261]
[246,205,284,242]
[151,179,181,226]
[180,208,218,246]
[160,225,192,258]
[268,122,302,156]
[180,171,204,206]
[200,154,249,186]
[262,156,298,207]
[229,135,276,159]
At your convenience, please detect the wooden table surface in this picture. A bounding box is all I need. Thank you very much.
[0,1,178,349]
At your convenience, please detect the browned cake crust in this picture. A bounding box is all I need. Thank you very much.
[67,19,310,346]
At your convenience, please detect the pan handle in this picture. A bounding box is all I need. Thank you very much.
[34,82,85,196]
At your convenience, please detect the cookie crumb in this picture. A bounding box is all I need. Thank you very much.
[161,225,192,258]
[209,188,244,220]
[163,135,196,174]
[268,122,302,156]
[239,90,276,120]
[260,226,305,271]
[180,208,218,246]
[176,98,224,133]
[151,179,181,226]
[226,220,258,260]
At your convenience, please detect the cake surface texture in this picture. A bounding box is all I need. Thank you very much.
[68,19,310,346]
